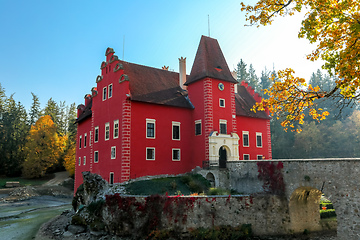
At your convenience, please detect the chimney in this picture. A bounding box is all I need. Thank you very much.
[179,57,186,89]
[231,71,238,94]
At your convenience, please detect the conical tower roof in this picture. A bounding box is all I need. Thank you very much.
[185,35,237,85]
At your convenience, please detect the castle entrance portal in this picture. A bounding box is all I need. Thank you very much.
[219,146,227,168]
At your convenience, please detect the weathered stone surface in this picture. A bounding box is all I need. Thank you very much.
[82,171,109,205]
[68,224,86,234]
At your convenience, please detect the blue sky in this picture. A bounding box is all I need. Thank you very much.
[0,0,323,111]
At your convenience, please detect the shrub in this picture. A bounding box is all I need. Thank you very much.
[71,215,87,226]
[87,199,105,216]
[207,187,229,195]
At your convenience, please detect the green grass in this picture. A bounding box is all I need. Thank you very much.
[0,174,54,188]
[125,174,210,195]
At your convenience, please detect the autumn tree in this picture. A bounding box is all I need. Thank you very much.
[22,115,66,178]
[241,0,360,130]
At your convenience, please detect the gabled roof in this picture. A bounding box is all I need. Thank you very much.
[235,86,270,119]
[76,100,92,123]
[120,61,194,109]
[185,35,237,85]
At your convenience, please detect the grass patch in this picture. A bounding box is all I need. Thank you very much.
[0,174,54,189]
[125,174,210,195]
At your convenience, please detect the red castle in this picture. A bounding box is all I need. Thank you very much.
[75,36,272,190]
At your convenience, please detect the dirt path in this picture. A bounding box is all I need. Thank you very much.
[42,171,70,186]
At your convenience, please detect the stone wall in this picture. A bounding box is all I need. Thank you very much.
[101,194,290,238]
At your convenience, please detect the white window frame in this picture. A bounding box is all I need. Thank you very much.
[257,155,263,160]
[78,157,81,166]
[219,98,225,108]
[242,131,249,147]
[146,119,156,139]
[195,120,202,136]
[146,147,155,160]
[84,133,87,148]
[172,121,180,140]
[89,131,92,146]
[256,132,263,148]
[79,135,82,149]
[105,122,110,141]
[243,154,250,160]
[113,120,119,139]
[83,156,86,165]
[111,146,116,159]
[219,119,227,134]
[172,148,181,161]
[109,172,114,185]
[103,87,107,101]
[94,126,99,143]
[94,151,99,163]
[108,84,113,98]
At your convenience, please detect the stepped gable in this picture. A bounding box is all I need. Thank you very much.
[235,86,269,119]
[185,35,238,85]
[76,99,92,123]
[120,60,194,109]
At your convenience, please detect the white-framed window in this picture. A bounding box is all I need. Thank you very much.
[111,146,116,159]
[256,132,263,148]
[108,84,113,98]
[105,122,110,141]
[79,135,82,149]
[78,157,81,166]
[103,87,107,101]
[109,172,114,185]
[146,147,155,160]
[243,154,250,160]
[83,156,86,165]
[195,120,201,136]
[257,155,263,160]
[94,126,99,143]
[94,151,99,163]
[146,119,156,139]
[114,120,119,139]
[84,133,87,148]
[172,121,180,140]
[172,148,180,161]
[242,131,249,147]
[219,119,227,134]
[219,98,225,108]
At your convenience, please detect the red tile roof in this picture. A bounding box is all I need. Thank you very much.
[235,85,270,119]
[120,60,194,109]
[185,35,238,85]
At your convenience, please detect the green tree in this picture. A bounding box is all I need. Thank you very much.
[236,59,249,82]
[29,92,41,126]
[248,64,260,92]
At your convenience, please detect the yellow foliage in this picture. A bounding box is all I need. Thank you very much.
[63,144,76,177]
[242,0,360,130]
[22,115,64,178]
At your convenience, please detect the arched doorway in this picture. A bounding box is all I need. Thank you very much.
[219,146,227,168]
[206,172,216,187]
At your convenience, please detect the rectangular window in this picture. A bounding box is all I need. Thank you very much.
[111,146,116,159]
[110,172,114,185]
[146,147,155,160]
[172,122,180,140]
[89,131,92,146]
[219,120,227,134]
[105,122,110,141]
[79,135,82,149]
[256,132,262,148]
[103,87,107,101]
[108,84,113,98]
[84,133,87,148]
[257,155,263,160]
[219,98,225,107]
[243,131,249,147]
[94,151,99,163]
[146,119,155,138]
[243,154,250,160]
[195,120,201,136]
[94,126,99,143]
[78,157,81,166]
[172,149,180,161]
[83,156,86,165]
[114,120,119,139]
